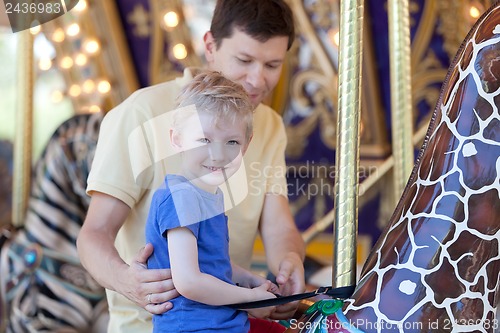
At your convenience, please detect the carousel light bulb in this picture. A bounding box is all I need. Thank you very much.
[97,80,111,94]
[60,56,73,69]
[328,28,340,47]
[83,39,100,54]
[89,105,101,113]
[39,57,52,70]
[51,90,64,103]
[172,43,187,60]
[163,11,179,28]
[52,28,65,43]
[82,79,96,93]
[74,53,88,66]
[469,6,480,18]
[30,24,41,35]
[68,84,82,97]
[66,23,80,37]
[74,0,87,12]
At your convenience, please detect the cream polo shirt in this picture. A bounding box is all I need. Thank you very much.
[87,68,288,333]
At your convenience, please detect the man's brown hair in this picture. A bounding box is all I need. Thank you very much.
[210,0,295,50]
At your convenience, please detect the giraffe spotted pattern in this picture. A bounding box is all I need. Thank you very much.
[342,6,500,333]
[284,4,500,333]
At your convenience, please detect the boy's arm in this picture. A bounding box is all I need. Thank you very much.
[231,263,281,319]
[168,227,275,305]
[231,263,278,293]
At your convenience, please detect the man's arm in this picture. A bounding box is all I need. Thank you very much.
[77,192,177,314]
[259,193,306,319]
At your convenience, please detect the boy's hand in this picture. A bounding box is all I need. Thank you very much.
[233,267,279,292]
[244,281,277,319]
[250,275,280,294]
[266,280,280,295]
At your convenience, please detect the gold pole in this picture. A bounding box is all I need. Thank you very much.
[388,0,414,203]
[333,0,364,288]
[12,30,34,227]
[303,121,428,244]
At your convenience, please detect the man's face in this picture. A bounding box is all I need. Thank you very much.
[204,28,289,107]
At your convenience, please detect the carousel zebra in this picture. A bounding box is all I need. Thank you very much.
[0,112,108,332]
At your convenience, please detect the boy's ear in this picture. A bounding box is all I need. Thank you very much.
[170,129,182,152]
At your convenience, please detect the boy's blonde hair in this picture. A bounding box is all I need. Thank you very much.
[173,70,253,142]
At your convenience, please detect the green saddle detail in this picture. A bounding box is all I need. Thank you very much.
[305,299,344,316]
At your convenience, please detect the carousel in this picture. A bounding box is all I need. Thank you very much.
[0,0,498,332]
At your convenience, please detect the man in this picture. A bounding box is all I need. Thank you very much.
[77,0,305,332]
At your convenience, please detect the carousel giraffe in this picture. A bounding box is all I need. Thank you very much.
[286,2,500,333]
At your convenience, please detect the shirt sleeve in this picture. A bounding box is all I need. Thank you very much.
[86,97,152,208]
[155,188,203,238]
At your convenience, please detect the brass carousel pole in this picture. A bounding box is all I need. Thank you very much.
[333,0,364,288]
[302,123,428,244]
[12,29,34,227]
[388,0,414,202]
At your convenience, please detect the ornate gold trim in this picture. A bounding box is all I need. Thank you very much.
[388,0,414,202]
[333,0,364,288]
[92,0,140,103]
[151,0,202,84]
[43,0,139,113]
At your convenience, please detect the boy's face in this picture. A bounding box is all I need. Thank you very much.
[172,112,249,193]
[204,28,289,107]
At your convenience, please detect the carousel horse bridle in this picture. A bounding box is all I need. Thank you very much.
[226,285,355,309]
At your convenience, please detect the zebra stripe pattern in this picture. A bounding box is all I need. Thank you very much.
[0,112,108,332]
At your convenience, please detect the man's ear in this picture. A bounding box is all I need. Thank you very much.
[170,128,183,152]
[203,31,215,63]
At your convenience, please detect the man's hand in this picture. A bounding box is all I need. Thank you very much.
[270,252,305,320]
[78,194,179,315]
[118,243,180,315]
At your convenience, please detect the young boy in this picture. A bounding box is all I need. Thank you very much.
[78,1,305,331]
[145,71,286,332]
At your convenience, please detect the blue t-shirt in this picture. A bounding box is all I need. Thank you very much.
[145,174,249,333]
